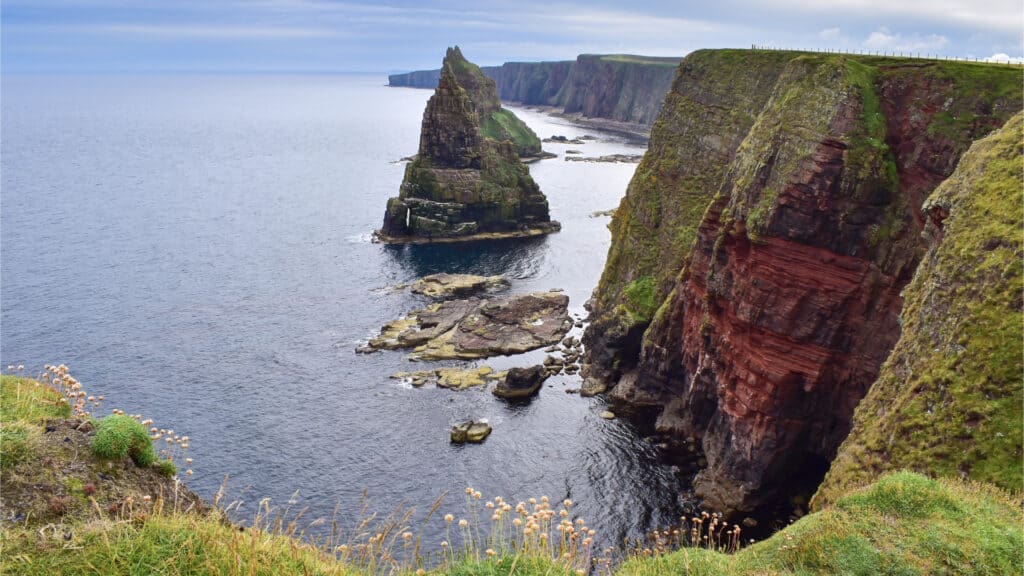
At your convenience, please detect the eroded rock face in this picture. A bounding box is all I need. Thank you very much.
[585,50,1022,518]
[365,291,571,360]
[378,47,558,243]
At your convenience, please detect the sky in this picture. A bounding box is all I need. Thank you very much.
[3,0,1022,73]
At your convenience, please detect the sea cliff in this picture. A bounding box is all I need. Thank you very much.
[389,54,680,129]
[582,49,1022,517]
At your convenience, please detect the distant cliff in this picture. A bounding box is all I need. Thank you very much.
[389,54,680,128]
[377,47,557,243]
[581,49,1022,518]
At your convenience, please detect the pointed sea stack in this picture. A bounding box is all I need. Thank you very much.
[376,47,559,243]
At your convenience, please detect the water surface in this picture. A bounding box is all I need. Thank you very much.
[1,74,686,547]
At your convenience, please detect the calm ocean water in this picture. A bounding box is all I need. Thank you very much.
[1,74,685,547]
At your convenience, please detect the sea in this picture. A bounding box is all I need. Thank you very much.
[1,74,686,549]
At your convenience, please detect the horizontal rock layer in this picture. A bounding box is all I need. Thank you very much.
[584,50,1022,517]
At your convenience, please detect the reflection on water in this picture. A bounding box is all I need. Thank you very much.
[383,236,550,280]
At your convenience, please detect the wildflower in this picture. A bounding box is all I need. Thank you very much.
[336,545,348,553]
[185,458,193,464]
[402,532,412,541]
[444,513,454,524]
[416,570,425,576]
[513,518,522,527]
[485,501,495,509]
[458,519,468,528]
[564,499,572,507]
[491,514,500,521]
[485,548,496,557]
[186,470,193,476]
[465,487,473,495]
[473,491,482,500]
[560,509,568,518]
[440,541,449,548]
[143,495,152,503]
[541,496,549,504]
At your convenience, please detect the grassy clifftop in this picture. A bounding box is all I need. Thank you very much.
[813,112,1024,509]
[5,373,1021,574]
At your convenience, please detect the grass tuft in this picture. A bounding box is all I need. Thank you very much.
[91,413,158,467]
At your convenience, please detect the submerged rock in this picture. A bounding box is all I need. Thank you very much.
[376,47,559,243]
[391,366,502,390]
[451,421,492,443]
[366,291,572,360]
[410,273,509,299]
[492,365,548,399]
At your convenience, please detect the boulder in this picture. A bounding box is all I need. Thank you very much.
[492,365,548,399]
[451,421,492,443]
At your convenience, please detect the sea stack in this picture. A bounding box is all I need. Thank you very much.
[376,47,559,243]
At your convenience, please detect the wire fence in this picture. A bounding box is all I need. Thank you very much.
[750,44,1023,67]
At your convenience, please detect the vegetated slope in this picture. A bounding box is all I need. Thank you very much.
[390,54,680,127]
[581,48,1022,517]
[812,111,1024,509]
[617,472,1022,576]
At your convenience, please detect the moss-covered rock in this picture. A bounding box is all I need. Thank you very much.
[813,112,1024,509]
[378,47,557,243]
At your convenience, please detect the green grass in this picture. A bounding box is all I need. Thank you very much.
[2,507,359,576]
[599,54,681,67]
[622,276,658,323]
[0,375,71,424]
[1,375,71,473]
[480,108,542,155]
[618,472,1022,576]
[91,414,158,467]
[9,472,1013,576]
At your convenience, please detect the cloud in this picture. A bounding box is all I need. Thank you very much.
[863,27,948,52]
[818,27,843,40]
[97,23,337,39]
[761,0,1022,34]
[984,52,1024,63]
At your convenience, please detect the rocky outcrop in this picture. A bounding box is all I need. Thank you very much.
[584,50,1022,518]
[492,365,548,399]
[366,291,572,360]
[391,367,502,390]
[410,273,509,299]
[377,47,557,243]
[451,421,492,443]
[390,54,680,129]
[813,112,1024,509]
